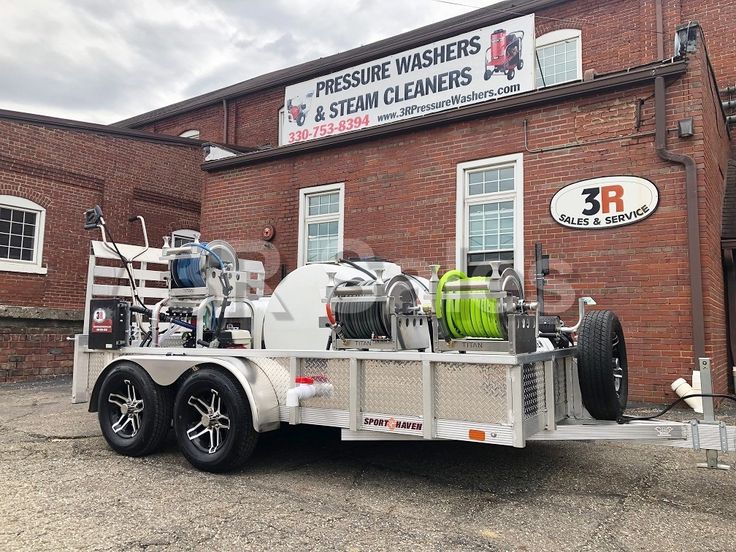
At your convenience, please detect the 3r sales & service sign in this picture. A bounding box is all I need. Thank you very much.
[550,176,660,229]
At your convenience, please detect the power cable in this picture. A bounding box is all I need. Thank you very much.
[617,394,736,424]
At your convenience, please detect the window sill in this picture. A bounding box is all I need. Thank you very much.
[0,262,48,275]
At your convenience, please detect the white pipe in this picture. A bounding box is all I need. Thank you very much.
[286,382,334,407]
[671,377,703,414]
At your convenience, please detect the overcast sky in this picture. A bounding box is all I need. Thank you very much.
[0,0,503,124]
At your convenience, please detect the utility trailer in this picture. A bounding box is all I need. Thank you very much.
[72,208,735,473]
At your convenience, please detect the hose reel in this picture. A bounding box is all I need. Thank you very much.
[435,267,524,340]
[431,265,536,354]
[327,268,430,351]
[170,240,237,290]
[331,275,418,340]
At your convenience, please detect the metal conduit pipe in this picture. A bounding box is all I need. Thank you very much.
[654,75,706,361]
[655,0,664,59]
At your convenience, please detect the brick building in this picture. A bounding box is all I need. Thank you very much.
[3,0,736,403]
[113,0,736,403]
[0,111,206,381]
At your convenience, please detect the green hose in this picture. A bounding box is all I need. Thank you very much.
[436,270,504,339]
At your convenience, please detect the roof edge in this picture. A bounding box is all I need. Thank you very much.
[0,109,206,147]
[113,0,568,128]
[202,59,688,172]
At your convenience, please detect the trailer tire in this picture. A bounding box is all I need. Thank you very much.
[173,369,258,473]
[97,362,173,457]
[577,310,628,420]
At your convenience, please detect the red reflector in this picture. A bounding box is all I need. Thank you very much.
[295,376,314,384]
[468,429,486,442]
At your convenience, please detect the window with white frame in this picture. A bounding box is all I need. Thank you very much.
[535,29,582,88]
[0,195,47,274]
[456,154,524,278]
[298,183,344,266]
[171,229,200,247]
[178,129,200,139]
[278,106,285,146]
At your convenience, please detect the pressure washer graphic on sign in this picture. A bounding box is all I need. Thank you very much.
[484,29,525,81]
[286,91,314,127]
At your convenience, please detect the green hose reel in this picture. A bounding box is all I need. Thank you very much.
[435,268,523,340]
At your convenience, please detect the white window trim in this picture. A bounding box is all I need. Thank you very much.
[455,153,524,277]
[278,106,285,146]
[178,129,200,139]
[535,29,582,88]
[297,183,345,267]
[171,229,200,247]
[0,195,47,275]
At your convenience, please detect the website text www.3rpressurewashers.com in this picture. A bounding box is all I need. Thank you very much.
[285,35,524,144]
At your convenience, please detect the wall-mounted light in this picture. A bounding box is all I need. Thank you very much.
[678,117,694,138]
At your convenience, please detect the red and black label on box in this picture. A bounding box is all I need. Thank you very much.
[88,299,130,350]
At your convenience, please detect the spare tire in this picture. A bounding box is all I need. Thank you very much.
[577,310,628,420]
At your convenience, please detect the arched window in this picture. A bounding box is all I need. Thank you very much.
[535,29,582,88]
[0,195,47,274]
[178,129,201,139]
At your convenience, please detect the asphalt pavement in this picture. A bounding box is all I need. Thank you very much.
[1,378,735,551]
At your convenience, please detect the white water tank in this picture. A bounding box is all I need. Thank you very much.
[263,262,397,350]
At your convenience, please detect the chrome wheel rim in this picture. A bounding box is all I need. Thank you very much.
[185,389,230,454]
[107,379,144,438]
[612,334,624,397]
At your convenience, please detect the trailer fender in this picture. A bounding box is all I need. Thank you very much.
[88,355,281,432]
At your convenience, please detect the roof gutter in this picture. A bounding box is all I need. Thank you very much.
[654,75,705,362]
[203,60,687,172]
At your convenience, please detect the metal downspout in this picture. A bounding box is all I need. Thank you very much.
[222,98,228,143]
[655,0,665,59]
[655,76,706,361]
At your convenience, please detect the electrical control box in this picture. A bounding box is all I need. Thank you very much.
[88,299,130,350]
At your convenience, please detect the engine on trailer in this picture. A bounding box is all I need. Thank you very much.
[82,205,267,350]
[159,237,267,349]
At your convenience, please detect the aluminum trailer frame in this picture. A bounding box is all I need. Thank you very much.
[72,336,736,464]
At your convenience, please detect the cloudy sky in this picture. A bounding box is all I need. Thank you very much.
[0,0,503,124]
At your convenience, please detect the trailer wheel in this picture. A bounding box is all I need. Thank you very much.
[97,362,173,457]
[173,369,258,473]
[577,310,628,420]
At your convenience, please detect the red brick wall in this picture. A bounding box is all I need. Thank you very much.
[201,47,728,402]
[0,120,205,379]
[139,102,225,144]
[0,319,80,382]
[681,0,736,88]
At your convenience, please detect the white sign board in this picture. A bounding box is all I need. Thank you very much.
[550,176,660,229]
[282,14,535,145]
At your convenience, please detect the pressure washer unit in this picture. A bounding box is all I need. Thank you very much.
[484,29,525,81]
